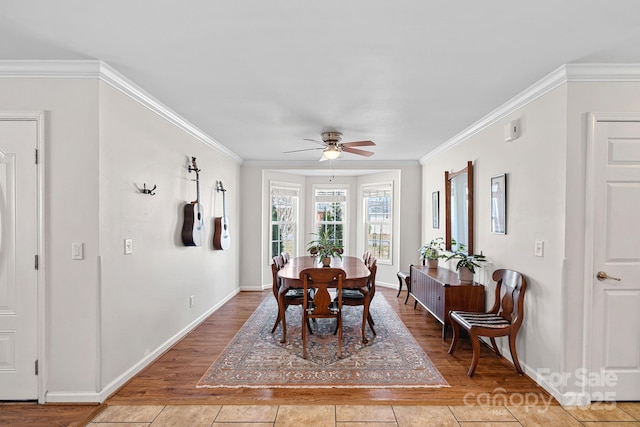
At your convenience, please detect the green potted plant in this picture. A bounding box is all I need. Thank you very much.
[419,237,447,269]
[445,242,487,284]
[307,229,344,267]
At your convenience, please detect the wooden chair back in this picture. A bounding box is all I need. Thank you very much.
[490,268,527,330]
[300,268,345,317]
[362,251,371,265]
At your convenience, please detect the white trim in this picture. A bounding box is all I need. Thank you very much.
[0,111,46,403]
[420,64,640,164]
[244,159,420,169]
[45,391,102,404]
[93,288,240,403]
[0,60,242,163]
[582,112,640,404]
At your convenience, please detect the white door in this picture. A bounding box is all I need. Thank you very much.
[0,120,38,400]
[589,118,640,401]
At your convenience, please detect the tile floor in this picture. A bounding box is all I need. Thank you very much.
[87,402,640,426]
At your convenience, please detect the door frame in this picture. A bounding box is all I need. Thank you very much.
[583,112,640,402]
[0,111,46,403]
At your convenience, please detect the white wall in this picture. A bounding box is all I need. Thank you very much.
[97,82,240,394]
[420,69,640,404]
[0,67,241,402]
[0,78,101,398]
[421,84,569,394]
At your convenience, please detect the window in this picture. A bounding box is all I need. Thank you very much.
[363,183,392,262]
[314,187,347,249]
[271,183,299,259]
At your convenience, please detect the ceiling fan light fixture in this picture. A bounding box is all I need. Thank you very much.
[323,146,341,160]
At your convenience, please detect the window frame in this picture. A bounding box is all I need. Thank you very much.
[270,182,300,260]
[362,181,393,265]
[312,185,349,252]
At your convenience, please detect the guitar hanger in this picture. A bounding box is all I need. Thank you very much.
[141,183,156,195]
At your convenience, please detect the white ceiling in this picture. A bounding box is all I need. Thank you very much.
[2,0,640,163]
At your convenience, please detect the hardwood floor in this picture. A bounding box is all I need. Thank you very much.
[0,287,554,426]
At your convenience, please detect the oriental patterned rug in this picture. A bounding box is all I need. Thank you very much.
[196,293,449,389]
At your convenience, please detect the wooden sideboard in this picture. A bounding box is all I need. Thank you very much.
[410,265,485,340]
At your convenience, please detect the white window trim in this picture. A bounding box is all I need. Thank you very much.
[312,184,349,253]
[270,181,300,259]
[362,181,393,265]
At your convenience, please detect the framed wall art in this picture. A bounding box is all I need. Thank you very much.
[490,173,506,234]
[432,191,439,228]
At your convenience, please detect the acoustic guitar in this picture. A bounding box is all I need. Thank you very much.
[213,180,231,250]
[181,157,205,247]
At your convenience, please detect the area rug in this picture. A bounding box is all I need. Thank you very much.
[197,293,449,389]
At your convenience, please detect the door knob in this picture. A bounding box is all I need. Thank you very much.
[596,271,621,281]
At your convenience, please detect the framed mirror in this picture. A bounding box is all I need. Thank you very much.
[445,161,473,254]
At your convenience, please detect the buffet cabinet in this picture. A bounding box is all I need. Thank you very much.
[410,265,485,340]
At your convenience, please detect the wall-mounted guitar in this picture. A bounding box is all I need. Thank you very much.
[181,157,205,247]
[213,181,231,250]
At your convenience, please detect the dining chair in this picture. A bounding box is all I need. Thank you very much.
[271,255,311,334]
[448,268,527,377]
[362,251,371,266]
[338,257,377,344]
[300,268,345,359]
[281,251,290,263]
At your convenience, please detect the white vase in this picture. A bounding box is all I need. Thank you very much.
[458,267,474,284]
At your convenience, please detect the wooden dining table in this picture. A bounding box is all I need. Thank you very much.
[277,255,371,344]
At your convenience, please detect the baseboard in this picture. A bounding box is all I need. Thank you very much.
[81,288,239,404]
[45,391,102,404]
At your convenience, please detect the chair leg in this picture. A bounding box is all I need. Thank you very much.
[404,278,412,304]
[448,321,460,354]
[279,296,287,344]
[467,332,481,377]
[367,313,376,335]
[361,300,370,344]
[508,334,524,375]
[490,337,501,357]
[302,310,307,359]
[271,313,281,333]
[337,314,342,358]
[397,275,403,297]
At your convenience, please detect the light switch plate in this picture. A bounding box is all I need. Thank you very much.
[124,238,133,255]
[71,242,84,260]
[535,240,544,257]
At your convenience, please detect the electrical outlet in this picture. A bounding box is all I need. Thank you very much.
[189,295,195,308]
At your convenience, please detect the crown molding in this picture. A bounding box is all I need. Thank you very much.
[0,60,242,163]
[242,159,420,169]
[420,63,640,164]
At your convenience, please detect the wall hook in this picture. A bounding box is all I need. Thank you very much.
[141,183,157,195]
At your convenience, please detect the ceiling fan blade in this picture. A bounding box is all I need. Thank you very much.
[342,147,375,157]
[303,138,326,146]
[341,140,376,147]
[283,147,324,154]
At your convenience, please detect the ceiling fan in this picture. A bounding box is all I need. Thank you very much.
[284,131,376,161]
